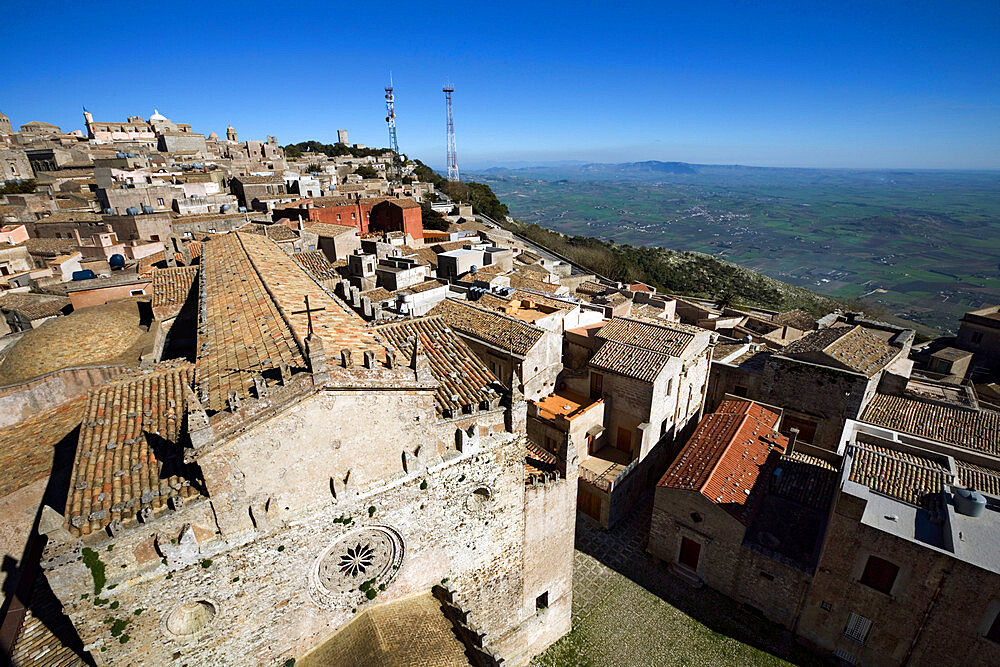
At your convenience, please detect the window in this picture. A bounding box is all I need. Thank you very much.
[129,289,144,296]
[149,235,159,242]
[535,592,548,611]
[666,378,673,396]
[843,612,872,644]
[336,214,341,221]
[986,611,1000,643]
[733,384,748,397]
[156,198,165,206]
[689,512,702,523]
[860,555,899,594]
[971,331,985,345]
[759,571,775,581]
[678,537,701,570]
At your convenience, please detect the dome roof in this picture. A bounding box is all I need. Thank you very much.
[0,300,154,385]
[208,131,219,139]
[150,109,167,121]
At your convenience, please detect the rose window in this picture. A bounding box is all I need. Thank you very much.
[338,543,374,577]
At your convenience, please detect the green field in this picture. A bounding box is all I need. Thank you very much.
[477,165,1000,332]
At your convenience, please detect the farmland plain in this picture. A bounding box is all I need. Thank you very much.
[476,164,1000,332]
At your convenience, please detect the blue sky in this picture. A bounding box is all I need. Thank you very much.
[2,1,998,169]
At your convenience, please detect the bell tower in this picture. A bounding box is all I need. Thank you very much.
[226,124,238,142]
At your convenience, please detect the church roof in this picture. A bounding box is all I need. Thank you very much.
[376,315,499,416]
[194,233,305,411]
[0,299,154,386]
[65,361,201,537]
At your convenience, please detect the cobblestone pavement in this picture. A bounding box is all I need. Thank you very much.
[532,492,825,666]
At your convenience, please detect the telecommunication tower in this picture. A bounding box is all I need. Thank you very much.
[443,81,459,182]
[384,74,400,174]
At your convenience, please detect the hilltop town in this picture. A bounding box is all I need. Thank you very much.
[0,109,999,666]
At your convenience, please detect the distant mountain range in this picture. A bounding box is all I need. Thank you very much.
[477,160,698,179]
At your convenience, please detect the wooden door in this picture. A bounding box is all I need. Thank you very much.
[590,372,603,399]
[577,485,601,520]
[679,537,701,570]
[616,427,631,453]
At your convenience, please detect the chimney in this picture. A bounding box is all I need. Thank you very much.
[787,427,799,453]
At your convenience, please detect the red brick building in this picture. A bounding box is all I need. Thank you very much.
[274,196,423,240]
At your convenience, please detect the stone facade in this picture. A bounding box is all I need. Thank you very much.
[41,379,574,664]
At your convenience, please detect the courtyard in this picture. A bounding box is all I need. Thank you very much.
[532,493,825,666]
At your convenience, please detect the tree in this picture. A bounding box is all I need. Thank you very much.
[1,179,36,195]
[421,202,449,231]
[354,165,378,179]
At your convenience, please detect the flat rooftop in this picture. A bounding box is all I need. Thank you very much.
[532,389,602,422]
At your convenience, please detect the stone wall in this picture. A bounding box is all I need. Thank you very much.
[0,365,125,428]
[760,358,876,451]
[42,384,570,665]
[796,491,1000,666]
[648,487,810,629]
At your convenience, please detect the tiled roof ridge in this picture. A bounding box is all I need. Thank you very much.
[850,442,954,477]
[445,297,544,339]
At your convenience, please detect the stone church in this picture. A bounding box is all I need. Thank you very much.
[37,231,576,665]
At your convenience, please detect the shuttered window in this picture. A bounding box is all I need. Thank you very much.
[843,612,872,644]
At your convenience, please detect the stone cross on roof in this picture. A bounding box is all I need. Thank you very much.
[292,295,326,336]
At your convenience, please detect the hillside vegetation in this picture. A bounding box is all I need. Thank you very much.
[505,220,843,316]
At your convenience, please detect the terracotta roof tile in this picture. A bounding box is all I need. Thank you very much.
[781,325,898,377]
[848,439,951,507]
[597,317,695,357]
[375,315,499,416]
[151,265,198,320]
[429,298,543,357]
[195,233,305,411]
[770,450,838,512]
[294,250,341,283]
[589,340,670,382]
[861,393,1000,457]
[0,397,85,496]
[304,222,359,237]
[265,224,299,242]
[66,361,201,536]
[0,293,71,321]
[237,231,381,358]
[957,460,1000,496]
[659,400,787,525]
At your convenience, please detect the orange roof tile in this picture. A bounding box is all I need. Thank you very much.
[659,400,787,525]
